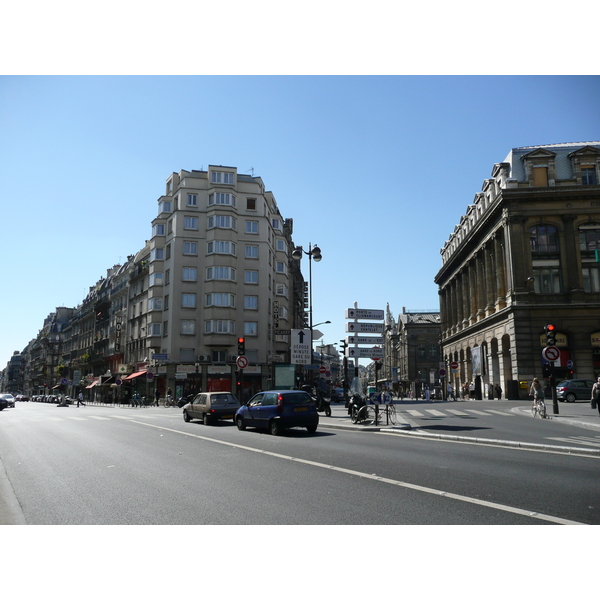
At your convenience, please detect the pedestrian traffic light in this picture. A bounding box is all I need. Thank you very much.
[237,337,245,355]
[545,324,556,346]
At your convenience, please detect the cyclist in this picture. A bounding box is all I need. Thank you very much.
[529,377,545,415]
[591,377,600,416]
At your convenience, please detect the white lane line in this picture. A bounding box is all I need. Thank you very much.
[130,420,586,526]
[88,416,111,421]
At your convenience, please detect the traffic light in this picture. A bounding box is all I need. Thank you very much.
[237,337,245,356]
[375,361,382,371]
[545,324,556,346]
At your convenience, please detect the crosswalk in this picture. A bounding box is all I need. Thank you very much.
[546,435,600,448]
[5,413,175,423]
[401,408,515,419]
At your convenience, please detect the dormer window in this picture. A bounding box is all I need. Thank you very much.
[211,171,235,184]
[582,166,597,185]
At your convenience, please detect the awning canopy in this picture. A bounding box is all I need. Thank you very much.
[123,370,147,380]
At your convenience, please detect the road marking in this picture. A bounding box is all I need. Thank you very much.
[425,410,445,416]
[485,410,513,417]
[88,416,111,420]
[465,409,488,415]
[447,409,469,416]
[67,417,87,421]
[547,437,600,448]
[128,419,586,525]
[405,410,425,417]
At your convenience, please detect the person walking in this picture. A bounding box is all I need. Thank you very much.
[154,388,160,407]
[77,391,85,407]
[591,377,600,416]
[447,382,455,401]
[494,383,502,400]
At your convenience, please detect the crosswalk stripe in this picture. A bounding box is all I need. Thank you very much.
[465,409,488,415]
[88,416,111,420]
[405,410,425,417]
[425,409,445,416]
[447,409,469,416]
[485,409,513,417]
[547,437,600,448]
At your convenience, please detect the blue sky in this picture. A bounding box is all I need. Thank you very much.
[2,74,599,369]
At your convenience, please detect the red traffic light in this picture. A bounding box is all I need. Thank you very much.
[546,324,555,331]
[238,337,245,343]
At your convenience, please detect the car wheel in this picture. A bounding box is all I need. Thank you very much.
[203,413,211,425]
[236,416,246,431]
[183,410,191,422]
[566,393,576,403]
[269,419,281,436]
[306,424,317,434]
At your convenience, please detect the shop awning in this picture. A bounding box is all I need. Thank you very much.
[123,370,147,380]
[85,381,98,389]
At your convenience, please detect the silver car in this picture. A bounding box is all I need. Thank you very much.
[555,380,594,402]
[182,392,241,425]
[0,394,16,408]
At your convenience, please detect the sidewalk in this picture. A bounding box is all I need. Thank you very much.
[320,398,600,456]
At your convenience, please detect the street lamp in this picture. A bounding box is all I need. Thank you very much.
[292,243,323,349]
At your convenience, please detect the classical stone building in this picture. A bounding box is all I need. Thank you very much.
[435,142,600,399]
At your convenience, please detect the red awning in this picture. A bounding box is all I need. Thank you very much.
[123,370,147,380]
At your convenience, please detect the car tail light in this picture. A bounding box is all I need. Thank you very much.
[277,394,284,414]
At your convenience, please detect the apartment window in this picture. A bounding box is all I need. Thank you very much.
[428,344,438,359]
[206,293,235,307]
[212,350,227,363]
[208,215,237,230]
[159,200,171,214]
[206,266,236,281]
[276,261,287,274]
[166,244,171,260]
[205,320,235,334]
[183,241,197,255]
[276,283,288,298]
[582,167,598,186]
[182,267,197,282]
[272,218,282,231]
[165,269,170,285]
[152,223,165,236]
[244,322,258,336]
[244,295,258,310]
[149,273,163,287]
[150,248,164,261]
[148,323,162,337]
[184,216,199,230]
[245,220,259,234]
[246,198,256,210]
[163,320,168,337]
[530,225,559,255]
[245,245,259,259]
[182,293,196,308]
[164,295,169,310]
[245,270,259,284]
[579,223,600,292]
[207,240,236,255]
[209,192,236,207]
[276,239,286,253]
[148,298,163,311]
[181,320,196,335]
[532,267,561,294]
[533,166,548,187]
[211,171,234,184]
[187,194,198,207]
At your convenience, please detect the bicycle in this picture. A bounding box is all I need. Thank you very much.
[164,395,176,407]
[531,396,547,418]
[352,402,397,425]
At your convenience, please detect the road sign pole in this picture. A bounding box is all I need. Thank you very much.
[551,361,559,415]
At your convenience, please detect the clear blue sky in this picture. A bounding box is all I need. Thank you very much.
[2,75,599,368]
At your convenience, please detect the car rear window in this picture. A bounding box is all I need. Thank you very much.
[211,394,238,405]
[281,392,313,405]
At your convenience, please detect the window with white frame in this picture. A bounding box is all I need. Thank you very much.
[207,240,236,255]
[276,261,287,274]
[149,273,163,287]
[244,322,258,336]
[205,320,235,334]
[159,200,171,214]
[211,171,235,184]
[187,194,198,207]
[245,270,259,284]
[209,192,236,207]
[278,306,288,320]
[272,218,283,231]
[182,267,197,282]
[276,283,288,297]
[244,295,258,310]
[182,293,196,308]
[208,215,237,230]
[151,248,164,261]
[184,216,199,230]
[206,293,235,307]
[245,245,259,259]
[276,239,286,253]
[183,241,197,255]
[212,350,227,363]
[152,223,165,236]
[206,266,236,281]
[181,320,196,335]
[148,323,162,337]
[148,297,163,311]
[245,220,259,234]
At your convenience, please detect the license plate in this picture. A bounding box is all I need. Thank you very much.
[295,407,308,412]
[223,414,234,419]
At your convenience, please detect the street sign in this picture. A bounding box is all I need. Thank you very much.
[439,369,446,377]
[348,346,384,359]
[346,335,384,345]
[370,391,392,405]
[291,329,312,365]
[152,353,169,361]
[345,308,384,320]
[345,322,384,333]
[542,346,560,362]
[312,329,324,341]
[450,361,459,372]
[237,356,249,369]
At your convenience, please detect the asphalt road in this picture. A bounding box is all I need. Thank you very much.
[1,401,599,525]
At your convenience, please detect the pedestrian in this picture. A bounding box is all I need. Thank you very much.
[425,386,430,402]
[591,377,600,416]
[154,388,160,407]
[77,391,85,407]
[494,383,502,400]
[447,382,455,401]
[469,381,475,399]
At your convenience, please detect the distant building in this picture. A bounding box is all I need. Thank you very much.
[435,142,600,399]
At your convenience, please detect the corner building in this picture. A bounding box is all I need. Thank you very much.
[147,165,303,396]
[435,143,600,399]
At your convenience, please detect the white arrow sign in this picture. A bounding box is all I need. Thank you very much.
[348,346,384,359]
[346,335,384,345]
[291,329,312,365]
[346,322,384,333]
[345,308,384,320]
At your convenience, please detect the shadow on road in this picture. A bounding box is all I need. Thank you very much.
[418,425,493,432]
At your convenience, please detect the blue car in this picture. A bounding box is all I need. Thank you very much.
[235,390,319,435]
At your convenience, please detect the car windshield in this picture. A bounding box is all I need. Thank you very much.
[282,392,313,405]
[556,381,570,387]
[211,394,239,406]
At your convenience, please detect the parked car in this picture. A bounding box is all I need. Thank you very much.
[15,395,30,402]
[555,379,595,402]
[0,396,8,411]
[182,392,241,425]
[0,394,16,408]
[235,390,319,435]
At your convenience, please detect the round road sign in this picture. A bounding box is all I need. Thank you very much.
[542,346,560,362]
[450,361,459,371]
[319,366,327,374]
[236,356,249,369]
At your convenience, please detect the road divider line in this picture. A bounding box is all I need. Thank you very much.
[130,420,587,526]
